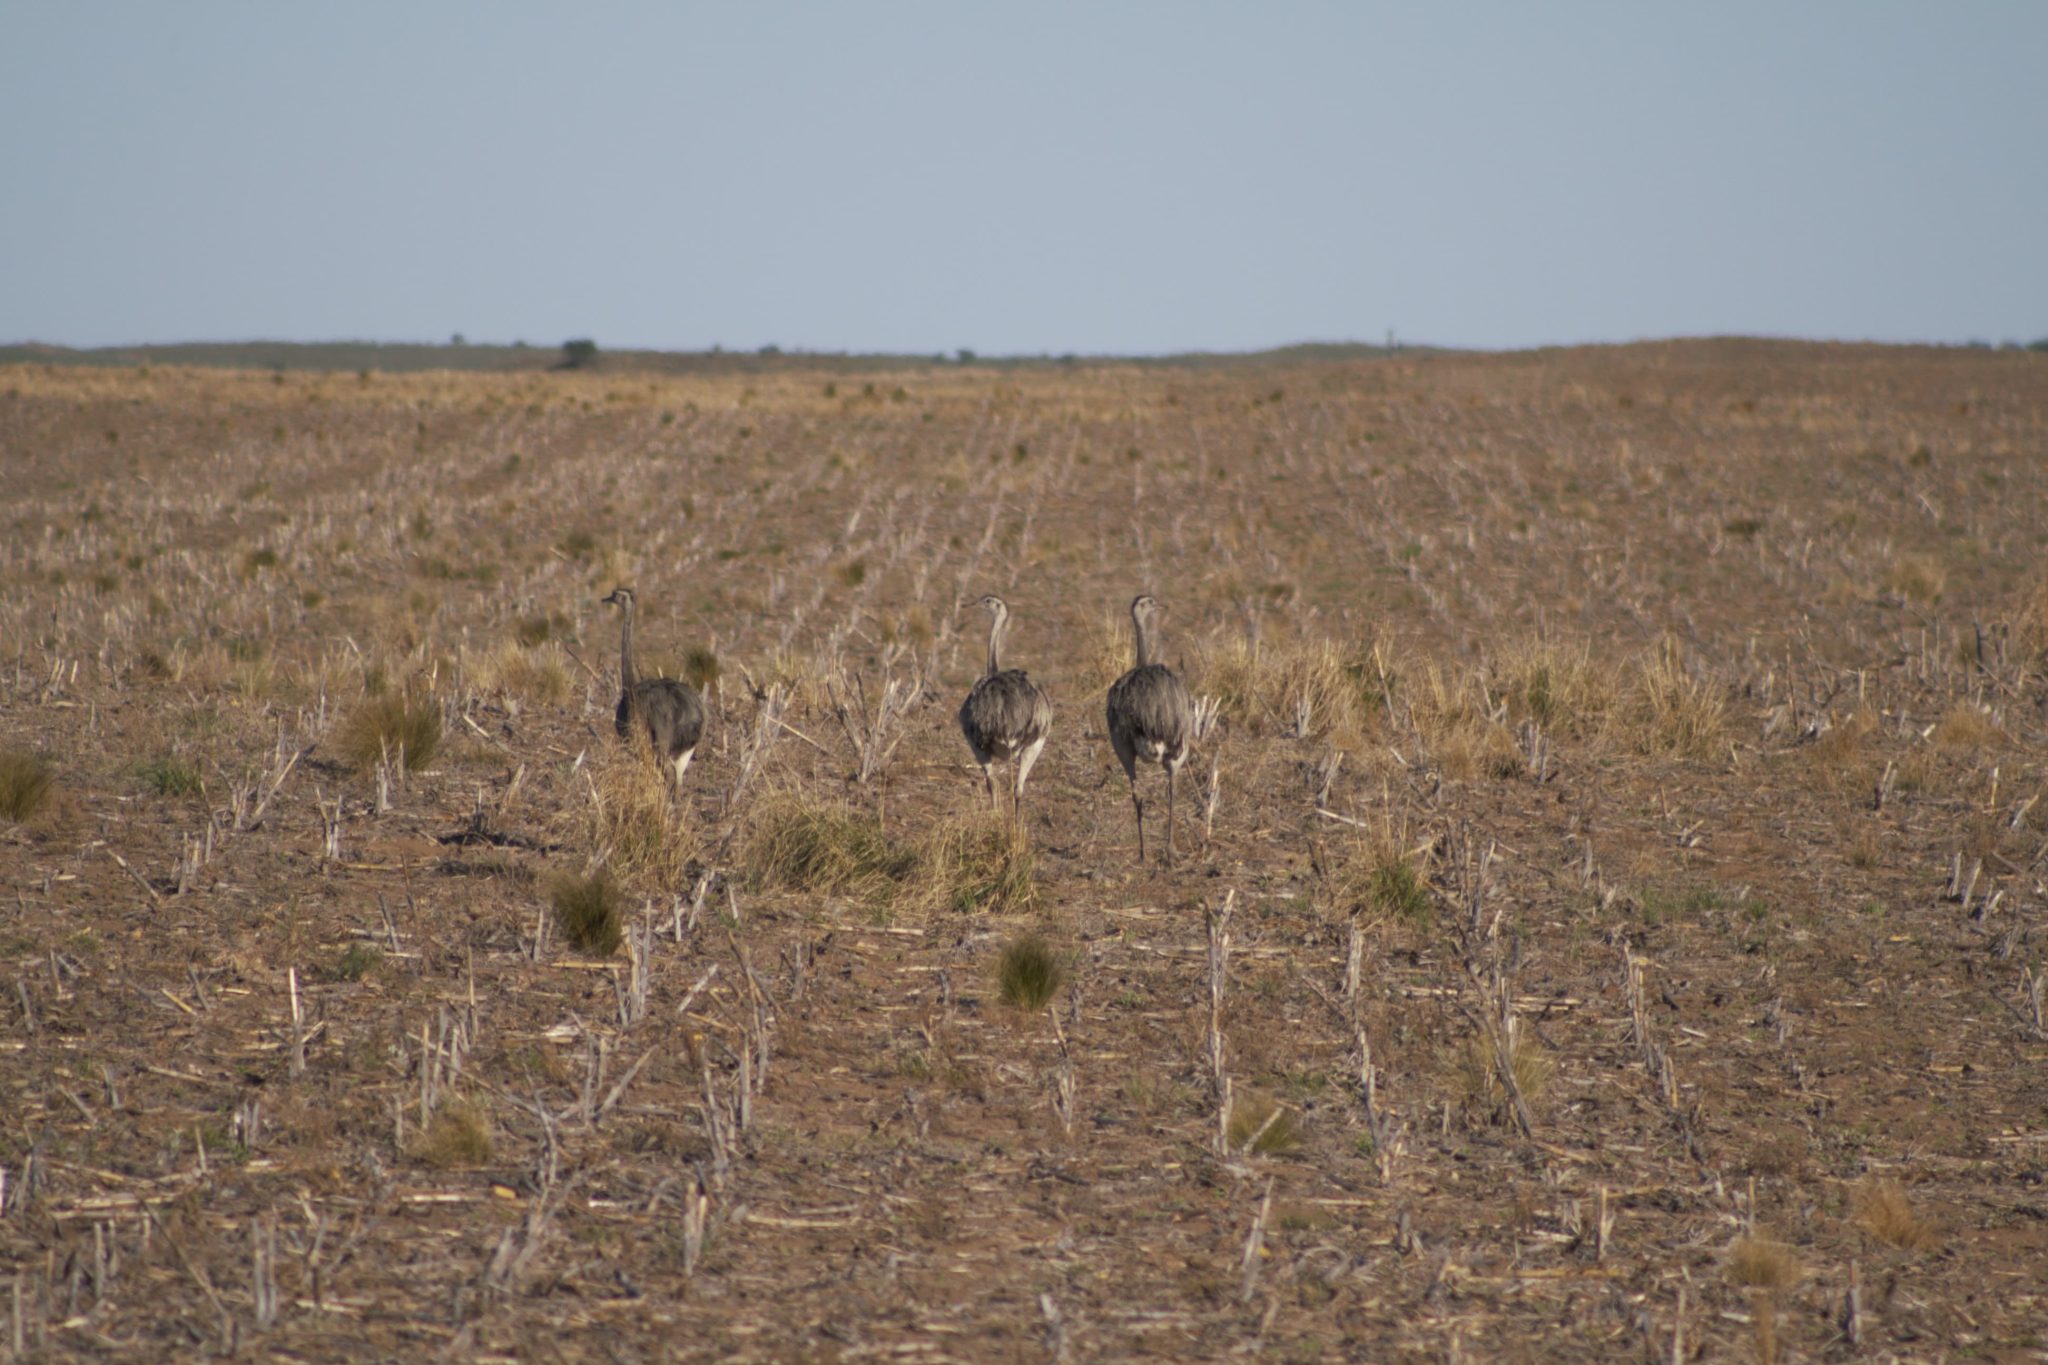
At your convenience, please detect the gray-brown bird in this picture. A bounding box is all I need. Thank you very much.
[601,586,706,789]
[958,594,1054,818]
[1106,593,1193,864]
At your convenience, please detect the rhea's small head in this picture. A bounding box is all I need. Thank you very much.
[602,586,635,610]
[1130,593,1160,623]
[978,593,1009,619]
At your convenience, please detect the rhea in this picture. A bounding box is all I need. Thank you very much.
[601,586,706,789]
[1106,593,1193,864]
[958,594,1054,819]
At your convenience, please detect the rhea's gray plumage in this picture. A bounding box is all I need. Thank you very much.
[1106,593,1193,864]
[602,586,706,789]
[958,594,1054,818]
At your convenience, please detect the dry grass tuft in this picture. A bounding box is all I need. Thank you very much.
[1726,1233,1803,1291]
[469,640,572,705]
[1853,1177,1939,1251]
[995,933,1065,1010]
[1626,646,1727,759]
[1226,1092,1304,1155]
[412,1099,493,1168]
[338,692,443,772]
[1454,1027,1552,1126]
[549,869,625,956]
[1322,834,1432,926]
[1201,633,1389,740]
[0,750,57,823]
[1930,702,2002,750]
[1883,553,1947,604]
[1493,637,1613,733]
[743,791,917,901]
[579,750,699,891]
[1403,664,1521,779]
[920,812,1037,914]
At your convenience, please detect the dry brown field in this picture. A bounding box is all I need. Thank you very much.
[3,341,2048,1360]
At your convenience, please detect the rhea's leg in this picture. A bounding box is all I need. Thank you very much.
[1130,780,1147,863]
[1014,737,1047,826]
[672,749,694,787]
[1164,763,1178,866]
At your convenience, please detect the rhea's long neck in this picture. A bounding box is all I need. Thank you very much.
[985,611,1006,678]
[618,600,639,688]
[1134,612,1156,670]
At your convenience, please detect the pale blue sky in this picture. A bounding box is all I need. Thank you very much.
[4,3,2043,354]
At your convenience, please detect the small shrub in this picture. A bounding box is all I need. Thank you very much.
[1853,1178,1938,1251]
[0,751,55,823]
[338,693,442,772]
[996,934,1065,1010]
[549,870,624,956]
[413,1099,492,1168]
[137,754,202,797]
[1226,1092,1303,1155]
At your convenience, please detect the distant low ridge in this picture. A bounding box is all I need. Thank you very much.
[2,336,2038,376]
[0,338,1432,375]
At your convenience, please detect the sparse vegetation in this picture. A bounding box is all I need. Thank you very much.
[0,343,2039,1357]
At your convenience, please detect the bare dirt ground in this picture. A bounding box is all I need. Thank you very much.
[3,341,2047,1361]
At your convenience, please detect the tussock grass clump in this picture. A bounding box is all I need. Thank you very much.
[326,942,382,982]
[921,813,1037,914]
[1882,553,1946,604]
[1402,664,1520,779]
[743,792,917,900]
[579,750,699,891]
[1323,835,1432,927]
[996,933,1065,1010]
[1454,1027,1552,1126]
[1493,637,1613,733]
[338,692,443,772]
[1626,647,1727,760]
[469,640,571,705]
[137,754,203,797]
[549,869,624,956]
[1931,702,2001,750]
[1226,1092,1303,1156]
[1726,1233,1802,1291]
[1853,1178,1938,1251]
[0,751,56,823]
[413,1099,493,1168]
[680,644,721,699]
[1202,634,1390,740]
